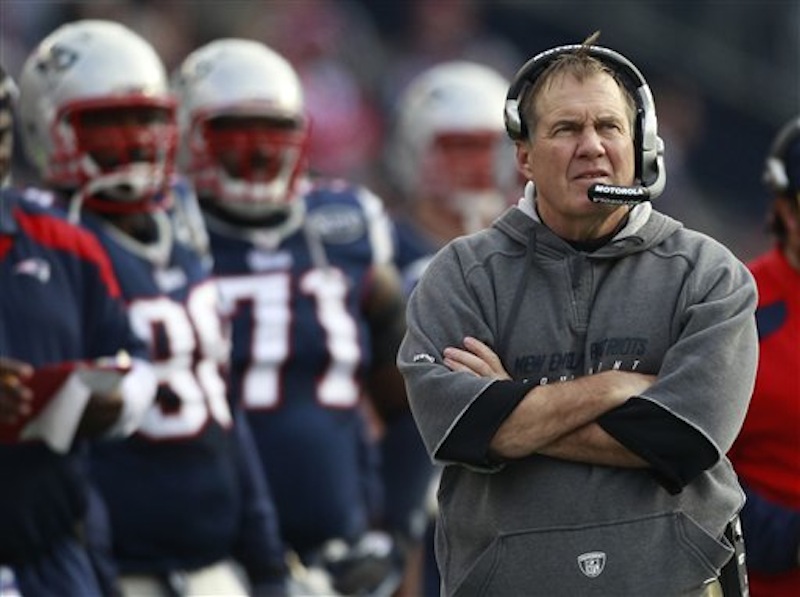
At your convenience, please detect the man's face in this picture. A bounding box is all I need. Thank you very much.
[516,72,636,236]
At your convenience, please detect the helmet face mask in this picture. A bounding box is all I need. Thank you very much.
[173,39,310,220]
[189,112,308,218]
[62,100,177,211]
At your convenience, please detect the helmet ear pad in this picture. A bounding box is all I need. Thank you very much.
[504,44,666,199]
[763,116,800,194]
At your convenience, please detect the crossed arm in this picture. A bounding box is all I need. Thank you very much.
[443,337,654,468]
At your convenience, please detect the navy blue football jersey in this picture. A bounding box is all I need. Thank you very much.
[206,179,394,558]
[81,207,283,576]
[0,187,145,562]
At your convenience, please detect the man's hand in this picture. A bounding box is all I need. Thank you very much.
[443,336,511,380]
[0,357,34,425]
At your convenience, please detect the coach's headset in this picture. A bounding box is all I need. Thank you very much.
[504,44,667,204]
[763,116,800,195]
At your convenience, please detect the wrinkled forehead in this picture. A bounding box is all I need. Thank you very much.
[528,66,636,129]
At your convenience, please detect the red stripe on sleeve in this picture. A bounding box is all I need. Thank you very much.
[17,210,122,297]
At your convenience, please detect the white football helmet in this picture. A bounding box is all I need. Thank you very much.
[18,19,177,214]
[172,38,310,220]
[390,61,516,232]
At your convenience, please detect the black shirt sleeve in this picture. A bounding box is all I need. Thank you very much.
[597,397,719,494]
[435,379,532,467]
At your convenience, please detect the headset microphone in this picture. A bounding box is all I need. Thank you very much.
[588,183,650,205]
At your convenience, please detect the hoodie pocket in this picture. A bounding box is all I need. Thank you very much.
[450,511,732,597]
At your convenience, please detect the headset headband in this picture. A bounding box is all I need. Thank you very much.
[504,44,649,141]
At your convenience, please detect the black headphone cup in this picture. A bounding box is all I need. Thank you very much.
[504,55,549,141]
[634,111,645,182]
[503,98,522,141]
[504,77,532,141]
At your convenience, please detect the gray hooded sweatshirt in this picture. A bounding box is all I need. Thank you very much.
[397,195,758,596]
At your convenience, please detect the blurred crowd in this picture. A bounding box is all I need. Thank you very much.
[2,0,798,261]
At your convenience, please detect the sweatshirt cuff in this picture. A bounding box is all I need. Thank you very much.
[435,379,532,468]
[597,398,717,494]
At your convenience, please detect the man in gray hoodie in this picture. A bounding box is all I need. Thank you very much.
[397,33,758,597]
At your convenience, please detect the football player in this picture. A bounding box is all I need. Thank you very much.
[0,62,157,596]
[17,21,289,596]
[172,38,416,596]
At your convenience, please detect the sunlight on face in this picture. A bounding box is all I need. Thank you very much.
[517,72,636,239]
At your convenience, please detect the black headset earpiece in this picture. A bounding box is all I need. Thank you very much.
[763,116,800,194]
[504,44,666,201]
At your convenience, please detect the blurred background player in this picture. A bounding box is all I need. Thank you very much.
[17,21,290,596]
[728,116,800,596]
[0,62,157,596]
[387,60,517,291]
[384,59,515,596]
[172,38,420,596]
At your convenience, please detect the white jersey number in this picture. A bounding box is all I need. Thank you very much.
[217,268,360,410]
[128,281,232,439]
